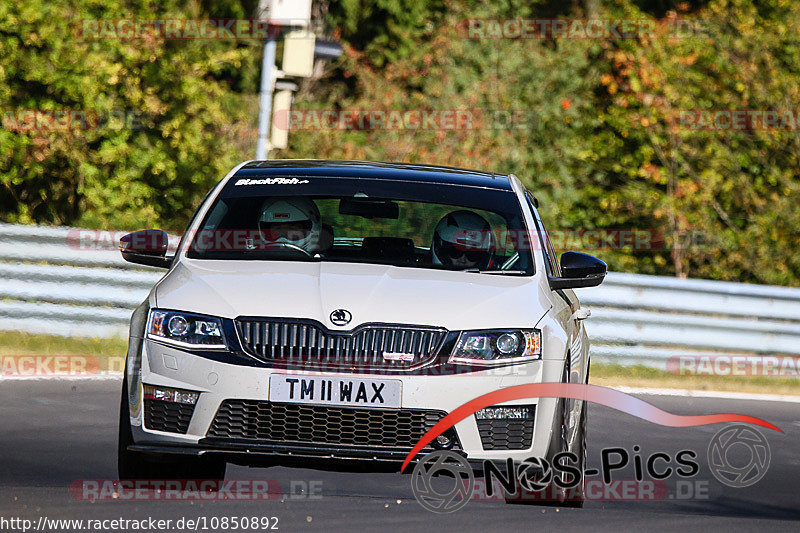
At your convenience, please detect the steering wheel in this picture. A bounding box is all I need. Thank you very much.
[262,242,314,258]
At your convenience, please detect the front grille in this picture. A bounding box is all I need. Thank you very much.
[207,400,450,449]
[477,412,535,450]
[235,319,447,369]
[144,399,195,434]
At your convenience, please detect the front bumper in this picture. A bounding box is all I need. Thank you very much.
[128,340,566,466]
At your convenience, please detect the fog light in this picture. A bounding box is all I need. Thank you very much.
[475,406,534,420]
[143,384,199,405]
[433,429,457,450]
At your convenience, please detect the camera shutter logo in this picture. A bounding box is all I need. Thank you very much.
[329,309,352,326]
[411,451,474,513]
[707,424,770,488]
[516,456,553,493]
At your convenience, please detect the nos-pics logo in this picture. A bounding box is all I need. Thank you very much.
[411,424,771,513]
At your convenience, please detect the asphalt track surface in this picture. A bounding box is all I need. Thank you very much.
[0,379,798,532]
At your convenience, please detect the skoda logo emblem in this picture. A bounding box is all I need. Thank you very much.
[330,309,352,326]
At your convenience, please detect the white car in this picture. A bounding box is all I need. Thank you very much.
[118,160,606,504]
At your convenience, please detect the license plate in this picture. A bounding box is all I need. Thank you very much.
[269,375,402,408]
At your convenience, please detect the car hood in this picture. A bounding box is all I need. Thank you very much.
[155,259,551,331]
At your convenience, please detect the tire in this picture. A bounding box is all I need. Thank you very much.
[560,403,586,508]
[117,379,226,483]
[506,360,585,507]
[560,363,590,508]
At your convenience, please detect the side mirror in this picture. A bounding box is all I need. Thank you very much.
[548,251,606,290]
[120,230,172,269]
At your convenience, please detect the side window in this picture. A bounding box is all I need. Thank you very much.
[543,224,561,276]
[526,192,561,276]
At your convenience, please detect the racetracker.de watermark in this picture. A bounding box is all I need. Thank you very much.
[0,355,101,377]
[668,355,800,377]
[65,228,691,253]
[456,18,711,40]
[74,19,285,40]
[1,109,143,133]
[69,479,323,501]
[677,109,800,131]
[272,109,538,131]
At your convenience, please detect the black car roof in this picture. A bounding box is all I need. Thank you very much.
[236,160,513,191]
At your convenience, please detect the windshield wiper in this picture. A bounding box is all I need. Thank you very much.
[462,269,528,275]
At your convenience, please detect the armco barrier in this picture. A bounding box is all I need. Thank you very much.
[2,222,799,367]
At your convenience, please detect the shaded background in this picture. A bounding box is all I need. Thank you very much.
[1,0,798,285]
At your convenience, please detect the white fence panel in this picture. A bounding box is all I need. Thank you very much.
[2,222,799,369]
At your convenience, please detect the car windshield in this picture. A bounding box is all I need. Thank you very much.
[185,176,534,275]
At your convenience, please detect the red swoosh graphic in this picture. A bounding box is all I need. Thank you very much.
[400,383,781,473]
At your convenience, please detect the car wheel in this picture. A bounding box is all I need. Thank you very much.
[559,361,588,509]
[507,362,584,507]
[117,379,226,483]
[560,402,586,508]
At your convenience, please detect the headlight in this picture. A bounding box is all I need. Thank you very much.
[449,329,541,365]
[147,309,225,349]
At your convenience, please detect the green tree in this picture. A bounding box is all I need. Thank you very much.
[0,0,260,230]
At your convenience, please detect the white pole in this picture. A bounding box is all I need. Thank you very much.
[255,37,277,160]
